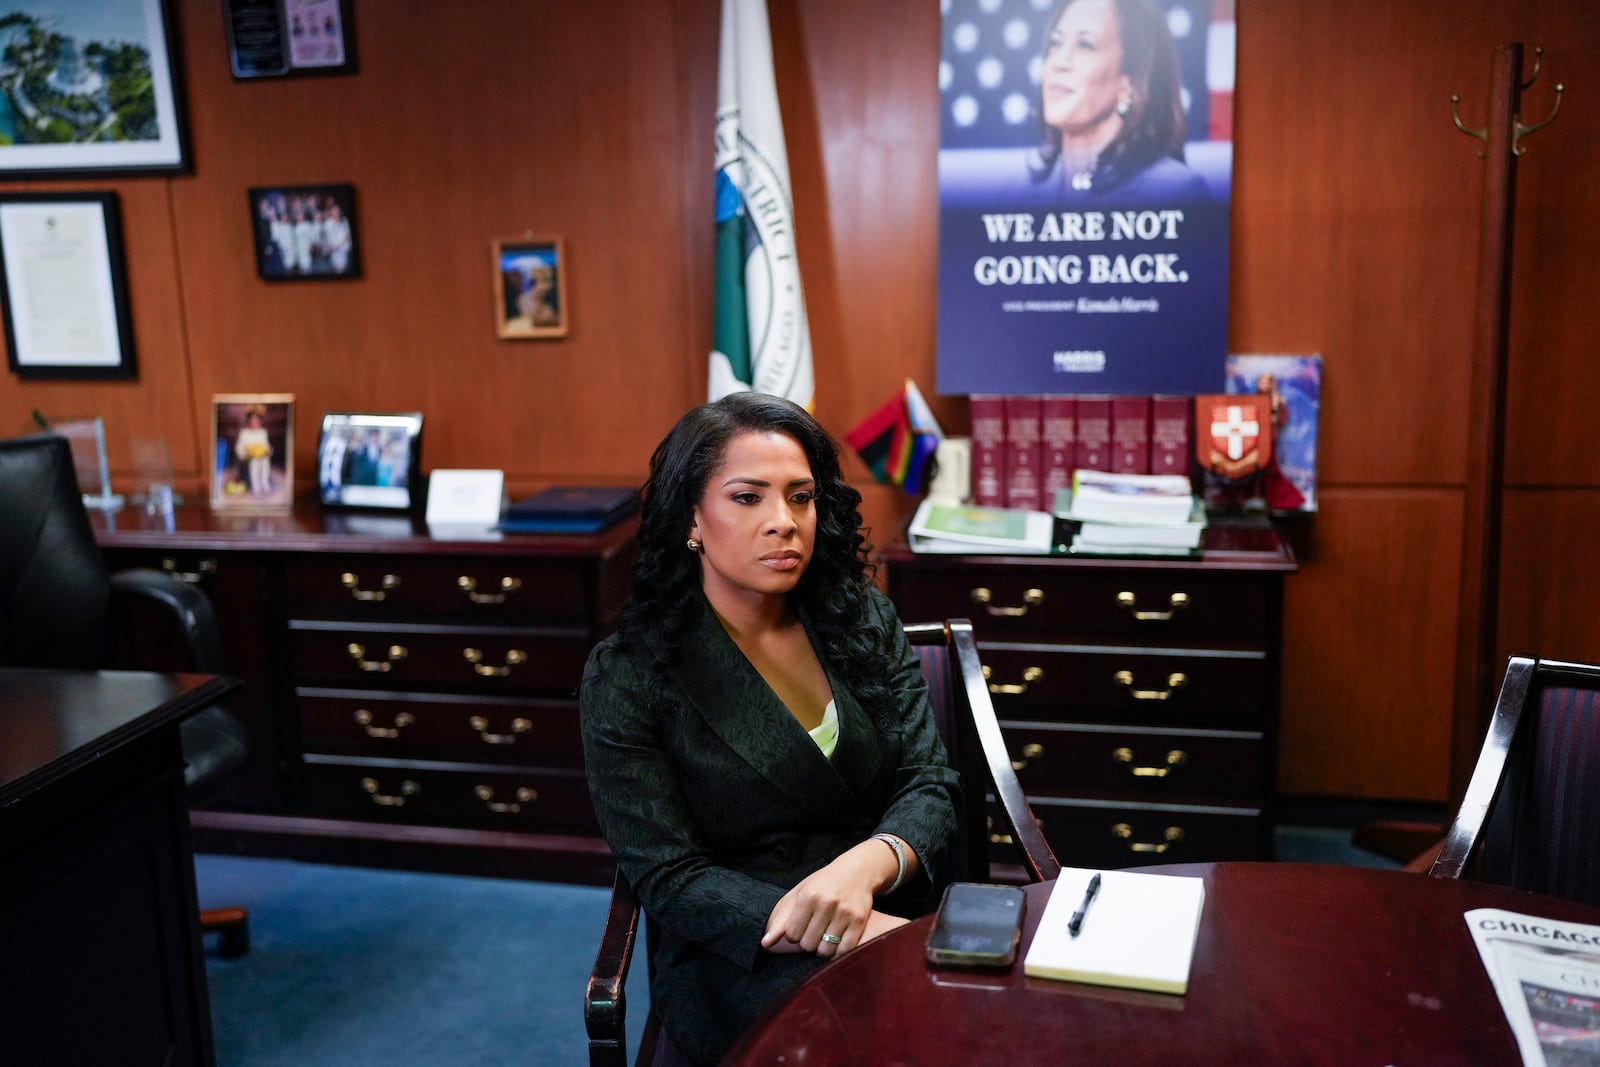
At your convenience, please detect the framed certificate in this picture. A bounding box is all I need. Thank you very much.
[0,192,137,381]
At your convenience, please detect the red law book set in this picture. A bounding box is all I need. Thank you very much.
[970,394,1195,511]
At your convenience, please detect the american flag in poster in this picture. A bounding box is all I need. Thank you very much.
[936,0,1236,397]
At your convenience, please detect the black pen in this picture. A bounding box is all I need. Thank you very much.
[1067,872,1101,937]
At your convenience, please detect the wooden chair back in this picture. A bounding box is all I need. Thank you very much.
[1430,656,1600,906]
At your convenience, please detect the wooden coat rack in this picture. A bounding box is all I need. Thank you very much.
[1448,44,1564,803]
[1356,45,1564,866]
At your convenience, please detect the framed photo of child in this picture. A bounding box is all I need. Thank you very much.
[211,393,295,510]
[493,237,568,339]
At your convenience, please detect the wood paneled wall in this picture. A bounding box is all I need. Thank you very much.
[2,0,1594,804]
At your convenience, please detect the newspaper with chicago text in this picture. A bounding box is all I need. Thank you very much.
[1468,908,1600,1066]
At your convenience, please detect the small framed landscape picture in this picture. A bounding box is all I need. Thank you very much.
[317,411,423,510]
[494,237,567,339]
[249,183,360,280]
[211,393,295,510]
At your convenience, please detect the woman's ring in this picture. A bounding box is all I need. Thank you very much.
[821,933,842,945]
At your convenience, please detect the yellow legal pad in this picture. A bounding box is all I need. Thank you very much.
[1022,866,1206,995]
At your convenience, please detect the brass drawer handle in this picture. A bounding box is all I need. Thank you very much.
[1112,822,1184,853]
[983,664,1043,695]
[1010,741,1045,772]
[474,784,538,814]
[463,648,527,677]
[1112,747,1188,777]
[458,575,523,605]
[469,715,532,745]
[342,571,400,601]
[161,557,218,583]
[354,709,415,739]
[1116,590,1190,621]
[988,813,1044,846]
[971,587,1044,617]
[1114,669,1188,700]
[361,777,419,807]
[347,643,408,672]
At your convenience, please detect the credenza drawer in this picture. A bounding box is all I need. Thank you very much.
[980,643,1270,726]
[282,556,589,623]
[1000,721,1265,798]
[288,621,588,693]
[302,758,596,833]
[991,796,1265,871]
[297,687,582,767]
[894,568,1273,643]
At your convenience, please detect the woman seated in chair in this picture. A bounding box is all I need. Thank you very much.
[580,393,960,1065]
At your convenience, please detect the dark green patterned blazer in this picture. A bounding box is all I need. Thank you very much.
[579,587,960,1065]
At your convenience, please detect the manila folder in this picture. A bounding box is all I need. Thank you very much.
[1022,867,1206,995]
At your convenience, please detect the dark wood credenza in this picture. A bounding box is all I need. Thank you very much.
[93,503,637,885]
[882,519,1296,873]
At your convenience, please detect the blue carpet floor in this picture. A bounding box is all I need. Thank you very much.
[195,827,1397,1066]
[195,856,650,1067]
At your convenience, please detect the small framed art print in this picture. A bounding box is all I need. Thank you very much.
[317,411,423,509]
[249,183,360,280]
[211,393,295,510]
[224,0,357,79]
[494,237,568,339]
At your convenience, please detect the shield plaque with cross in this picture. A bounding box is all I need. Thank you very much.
[1193,395,1273,481]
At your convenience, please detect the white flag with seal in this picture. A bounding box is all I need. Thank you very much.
[709,0,813,410]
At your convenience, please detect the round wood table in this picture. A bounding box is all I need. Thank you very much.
[725,862,1600,1066]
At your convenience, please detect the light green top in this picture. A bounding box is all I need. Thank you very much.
[807,699,839,759]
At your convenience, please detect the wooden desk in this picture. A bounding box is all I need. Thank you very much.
[727,862,1600,1066]
[91,502,637,885]
[0,668,240,1067]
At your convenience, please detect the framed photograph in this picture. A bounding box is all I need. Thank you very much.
[223,0,357,80]
[494,238,568,339]
[0,192,137,381]
[317,411,423,510]
[0,0,189,178]
[211,393,295,510]
[249,183,360,280]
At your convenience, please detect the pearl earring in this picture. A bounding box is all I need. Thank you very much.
[686,538,701,552]
[1116,98,1131,116]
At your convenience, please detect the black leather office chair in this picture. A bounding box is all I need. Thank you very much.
[1429,655,1600,906]
[584,618,1060,1067]
[0,433,253,956]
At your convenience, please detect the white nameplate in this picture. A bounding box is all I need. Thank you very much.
[425,469,505,528]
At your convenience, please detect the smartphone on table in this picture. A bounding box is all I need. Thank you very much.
[924,881,1026,968]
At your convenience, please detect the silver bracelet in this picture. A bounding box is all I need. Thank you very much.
[872,832,907,895]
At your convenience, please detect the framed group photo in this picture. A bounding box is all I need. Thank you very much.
[249,183,360,280]
[0,0,189,178]
[211,393,295,510]
[0,192,137,380]
[316,411,423,510]
[494,237,568,339]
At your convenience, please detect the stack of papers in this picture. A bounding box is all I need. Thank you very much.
[907,499,1056,554]
[1054,472,1207,555]
[1022,866,1206,994]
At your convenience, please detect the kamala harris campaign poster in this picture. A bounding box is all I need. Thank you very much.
[936,0,1234,395]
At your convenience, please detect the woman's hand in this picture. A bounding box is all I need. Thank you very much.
[760,839,901,958]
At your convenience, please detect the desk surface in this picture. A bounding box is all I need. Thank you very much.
[728,862,1600,1066]
[0,668,238,805]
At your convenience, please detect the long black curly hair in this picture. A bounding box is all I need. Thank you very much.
[618,393,895,722]
[1030,0,1188,192]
